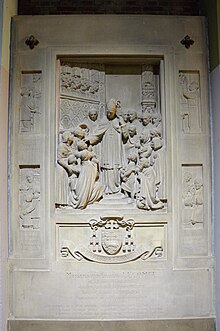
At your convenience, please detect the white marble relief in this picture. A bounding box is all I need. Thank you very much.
[60,63,105,101]
[56,63,166,211]
[141,65,159,114]
[179,71,201,133]
[60,216,164,263]
[182,166,204,227]
[19,166,40,229]
[20,72,41,133]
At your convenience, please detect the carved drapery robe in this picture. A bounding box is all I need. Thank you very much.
[90,117,128,194]
[137,165,164,210]
[56,142,73,205]
[70,149,104,209]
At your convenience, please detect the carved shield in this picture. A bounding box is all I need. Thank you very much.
[101,229,122,255]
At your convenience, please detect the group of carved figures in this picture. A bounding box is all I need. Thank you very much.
[60,65,102,97]
[56,98,166,210]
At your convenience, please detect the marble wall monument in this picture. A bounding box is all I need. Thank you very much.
[8,15,214,330]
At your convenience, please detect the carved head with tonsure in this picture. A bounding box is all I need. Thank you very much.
[128,125,137,137]
[89,108,98,122]
[142,114,152,126]
[129,110,137,122]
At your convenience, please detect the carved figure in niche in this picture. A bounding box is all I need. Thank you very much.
[88,98,128,194]
[137,158,164,210]
[183,172,194,207]
[182,172,204,225]
[70,140,104,209]
[56,131,74,207]
[20,73,41,132]
[191,178,203,225]
[19,172,40,229]
[179,72,201,133]
[121,153,139,203]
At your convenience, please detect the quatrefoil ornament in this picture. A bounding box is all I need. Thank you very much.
[180,35,194,49]
[25,35,39,50]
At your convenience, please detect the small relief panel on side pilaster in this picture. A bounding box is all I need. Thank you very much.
[17,165,43,258]
[179,164,207,257]
[20,71,42,133]
[182,164,204,229]
[179,71,201,134]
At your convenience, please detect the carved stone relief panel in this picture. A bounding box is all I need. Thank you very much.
[182,164,204,228]
[178,164,208,257]
[17,165,42,257]
[56,60,167,213]
[141,64,159,114]
[20,71,42,133]
[19,165,40,229]
[58,216,166,264]
[60,63,105,102]
[179,71,201,134]
[9,15,213,325]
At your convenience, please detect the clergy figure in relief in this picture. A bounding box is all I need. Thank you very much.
[88,98,128,194]
[121,153,139,203]
[70,140,104,209]
[137,158,164,210]
[19,172,40,221]
[56,131,74,206]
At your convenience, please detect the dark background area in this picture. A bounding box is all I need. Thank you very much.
[18,0,201,16]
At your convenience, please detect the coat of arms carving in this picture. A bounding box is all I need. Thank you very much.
[60,216,163,264]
